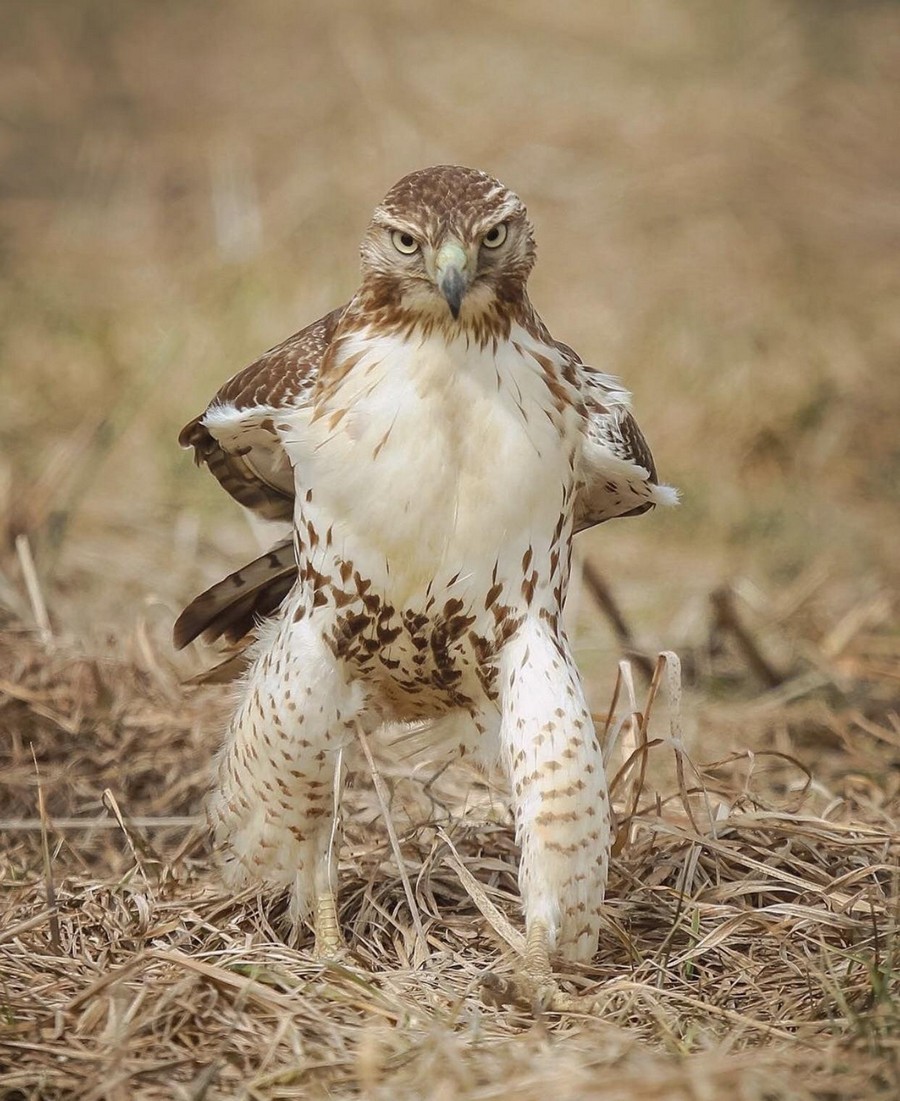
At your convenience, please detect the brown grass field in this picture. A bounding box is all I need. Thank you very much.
[1,2,899,1098]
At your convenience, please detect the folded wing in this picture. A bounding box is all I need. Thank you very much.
[178,305,346,522]
[562,344,678,531]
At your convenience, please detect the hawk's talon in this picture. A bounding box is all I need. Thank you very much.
[480,969,595,1015]
[480,920,594,1014]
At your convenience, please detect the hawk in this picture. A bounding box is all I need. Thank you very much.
[176,165,676,995]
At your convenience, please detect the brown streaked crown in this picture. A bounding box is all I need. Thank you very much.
[374,165,531,244]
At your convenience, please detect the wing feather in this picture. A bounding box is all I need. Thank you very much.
[564,347,678,533]
[178,305,347,520]
[173,535,296,650]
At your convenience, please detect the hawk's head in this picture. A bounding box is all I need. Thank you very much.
[358,165,536,334]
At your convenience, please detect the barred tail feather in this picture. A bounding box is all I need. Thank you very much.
[173,536,297,650]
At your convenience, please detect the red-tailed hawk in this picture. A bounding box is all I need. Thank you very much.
[176,165,676,999]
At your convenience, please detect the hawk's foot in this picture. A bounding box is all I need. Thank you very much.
[481,919,588,1014]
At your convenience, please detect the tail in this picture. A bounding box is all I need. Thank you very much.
[173,536,297,651]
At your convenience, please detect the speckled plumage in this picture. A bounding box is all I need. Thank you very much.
[176,165,676,964]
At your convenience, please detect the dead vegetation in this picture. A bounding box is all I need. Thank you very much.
[2,1,900,1098]
[1,618,898,1099]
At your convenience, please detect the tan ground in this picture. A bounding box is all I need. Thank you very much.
[1,2,898,1098]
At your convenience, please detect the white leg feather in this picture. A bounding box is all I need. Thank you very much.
[499,619,610,962]
[207,598,363,932]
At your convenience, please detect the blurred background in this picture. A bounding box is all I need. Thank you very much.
[1,0,897,752]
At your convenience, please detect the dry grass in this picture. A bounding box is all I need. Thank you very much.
[1,627,898,1099]
[2,1,900,1097]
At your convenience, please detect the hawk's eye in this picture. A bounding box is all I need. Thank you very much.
[391,230,420,255]
[482,223,508,249]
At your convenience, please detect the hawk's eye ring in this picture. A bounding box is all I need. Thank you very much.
[391,230,420,255]
[482,223,508,249]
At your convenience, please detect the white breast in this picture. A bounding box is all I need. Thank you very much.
[280,324,579,605]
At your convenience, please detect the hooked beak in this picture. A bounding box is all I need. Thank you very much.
[434,242,470,319]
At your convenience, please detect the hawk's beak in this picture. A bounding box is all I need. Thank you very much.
[434,242,470,319]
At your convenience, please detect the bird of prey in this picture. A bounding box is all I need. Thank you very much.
[176,165,676,999]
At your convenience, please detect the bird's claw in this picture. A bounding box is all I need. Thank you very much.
[480,969,561,1013]
[480,919,585,1014]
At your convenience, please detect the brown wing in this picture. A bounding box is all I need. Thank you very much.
[175,306,346,662]
[179,304,347,521]
[174,536,296,650]
[554,344,678,533]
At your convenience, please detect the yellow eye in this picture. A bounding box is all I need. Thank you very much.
[391,229,420,254]
[482,222,508,249]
